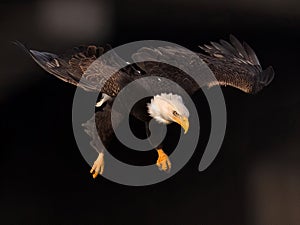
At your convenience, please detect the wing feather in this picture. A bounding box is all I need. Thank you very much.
[229,35,250,60]
[198,35,274,93]
[18,35,274,96]
[133,35,274,94]
[17,42,138,96]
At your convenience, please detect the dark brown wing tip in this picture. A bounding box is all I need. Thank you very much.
[251,66,274,94]
[13,41,32,55]
[260,66,275,86]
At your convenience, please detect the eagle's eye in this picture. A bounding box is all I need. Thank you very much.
[173,111,179,117]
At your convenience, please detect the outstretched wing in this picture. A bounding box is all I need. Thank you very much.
[18,35,274,96]
[132,35,274,94]
[17,43,138,96]
[198,35,274,93]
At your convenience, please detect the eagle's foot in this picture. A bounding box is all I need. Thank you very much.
[156,149,171,172]
[90,152,104,178]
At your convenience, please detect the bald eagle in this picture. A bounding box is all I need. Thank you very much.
[18,35,274,178]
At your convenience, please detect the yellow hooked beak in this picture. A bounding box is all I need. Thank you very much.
[173,116,189,134]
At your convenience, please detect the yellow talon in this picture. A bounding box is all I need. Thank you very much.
[156,149,171,172]
[90,152,104,179]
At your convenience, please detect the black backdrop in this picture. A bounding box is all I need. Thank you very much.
[1,1,300,224]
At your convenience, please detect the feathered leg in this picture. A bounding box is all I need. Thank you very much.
[83,104,123,178]
[145,122,171,172]
[82,114,106,178]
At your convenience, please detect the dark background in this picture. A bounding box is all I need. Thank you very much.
[1,0,300,224]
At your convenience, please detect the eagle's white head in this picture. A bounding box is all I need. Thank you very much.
[147,93,190,134]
